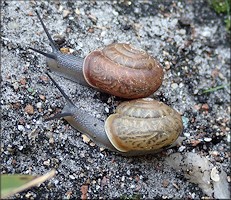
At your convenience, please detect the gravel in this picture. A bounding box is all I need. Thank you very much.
[1,0,230,199]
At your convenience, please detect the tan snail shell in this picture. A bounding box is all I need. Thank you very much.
[105,98,183,152]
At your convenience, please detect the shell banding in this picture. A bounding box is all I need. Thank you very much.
[83,43,164,99]
[105,98,183,152]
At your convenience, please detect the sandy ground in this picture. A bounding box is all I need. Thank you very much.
[1,0,230,199]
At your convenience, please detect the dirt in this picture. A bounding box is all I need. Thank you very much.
[1,0,230,199]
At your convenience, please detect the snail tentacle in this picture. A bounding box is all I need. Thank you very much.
[29,47,57,60]
[35,10,58,52]
[46,72,75,107]
[44,112,74,122]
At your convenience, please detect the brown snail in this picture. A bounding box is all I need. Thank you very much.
[46,73,183,156]
[29,10,164,99]
[30,11,183,156]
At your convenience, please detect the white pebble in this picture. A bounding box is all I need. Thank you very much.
[204,137,212,142]
[18,125,25,131]
[179,83,184,88]
[171,83,178,89]
[105,107,109,113]
[36,102,42,109]
[18,145,23,150]
[26,124,30,129]
[227,134,230,143]
[179,29,186,35]
[183,132,190,137]
[69,174,75,180]
[130,184,135,189]
[178,146,186,152]
[211,167,220,182]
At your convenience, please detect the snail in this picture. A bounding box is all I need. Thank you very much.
[45,72,183,156]
[29,10,183,156]
[29,10,164,99]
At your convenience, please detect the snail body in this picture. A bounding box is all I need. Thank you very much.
[46,73,183,156]
[30,11,164,99]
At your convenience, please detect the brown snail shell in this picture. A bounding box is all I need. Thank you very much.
[105,98,183,152]
[83,43,164,99]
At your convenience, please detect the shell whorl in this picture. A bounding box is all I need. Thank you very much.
[105,98,183,152]
[83,43,164,99]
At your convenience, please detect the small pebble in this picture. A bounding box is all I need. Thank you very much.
[183,132,190,137]
[178,145,186,152]
[89,142,96,147]
[164,61,171,70]
[210,150,219,156]
[39,95,46,101]
[194,104,201,111]
[18,145,23,150]
[39,75,48,82]
[49,137,54,144]
[130,184,135,189]
[25,124,30,129]
[69,174,75,180]
[201,103,209,111]
[227,176,230,182]
[204,137,212,142]
[105,107,109,113]
[162,50,169,56]
[178,29,186,35]
[171,83,178,89]
[210,167,220,182]
[25,192,33,198]
[43,159,50,166]
[162,179,169,187]
[182,116,189,128]
[63,9,70,18]
[179,83,184,88]
[112,10,118,16]
[100,147,105,152]
[18,125,25,131]
[36,102,42,109]
[75,8,80,15]
[82,134,90,143]
[24,104,34,115]
[12,82,19,91]
[101,31,106,37]
[20,78,27,85]
[227,133,230,142]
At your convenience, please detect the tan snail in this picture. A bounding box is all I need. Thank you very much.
[30,11,183,156]
[45,72,183,156]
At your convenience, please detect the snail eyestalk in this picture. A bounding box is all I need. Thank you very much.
[29,47,57,60]
[44,112,74,122]
[35,9,58,52]
[46,72,75,107]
